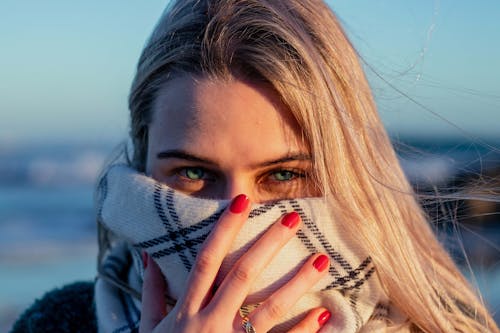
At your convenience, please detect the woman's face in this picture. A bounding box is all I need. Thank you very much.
[146,75,316,202]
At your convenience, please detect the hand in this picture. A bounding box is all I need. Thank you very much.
[139,194,332,333]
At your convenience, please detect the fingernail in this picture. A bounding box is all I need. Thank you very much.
[318,310,331,325]
[142,251,148,269]
[313,254,329,272]
[229,194,249,214]
[281,211,300,228]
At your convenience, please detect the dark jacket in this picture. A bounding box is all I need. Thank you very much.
[10,281,97,333]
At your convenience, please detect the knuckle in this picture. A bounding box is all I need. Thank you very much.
[231,263,254,284]
[262,299,285,321]
[194,252,217,275]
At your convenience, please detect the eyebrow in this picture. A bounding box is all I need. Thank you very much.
[156,149,311,168]
[157,150,217,165]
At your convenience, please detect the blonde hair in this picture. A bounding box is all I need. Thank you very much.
[126,0,499,331]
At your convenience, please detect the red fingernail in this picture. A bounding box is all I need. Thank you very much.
[142,251,148,269]
[313,255,329,272]
[318,310,331,325]
[281,211,300,228]
[229,194,249,214]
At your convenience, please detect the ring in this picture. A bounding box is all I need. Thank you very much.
[242,316,257,333]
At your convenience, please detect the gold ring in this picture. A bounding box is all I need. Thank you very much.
[242,316,257,333]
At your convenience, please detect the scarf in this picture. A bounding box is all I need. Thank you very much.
[94,159,409,333]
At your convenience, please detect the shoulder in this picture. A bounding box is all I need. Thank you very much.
[10,281,97,333]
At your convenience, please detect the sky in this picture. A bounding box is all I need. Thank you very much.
[1,0,499,145]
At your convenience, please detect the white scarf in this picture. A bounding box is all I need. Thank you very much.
[94,159,409,333]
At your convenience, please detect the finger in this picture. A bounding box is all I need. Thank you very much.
[249,253,330,332]
[139,252,167,333]
[179,194,251,313]
[209,211,302,313]
[288,308,332,333]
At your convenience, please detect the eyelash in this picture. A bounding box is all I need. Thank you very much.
[173,167,306,184]
[264,168,305,183]
[176,167,214,182]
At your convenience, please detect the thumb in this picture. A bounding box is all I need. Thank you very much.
[139,252,167,332]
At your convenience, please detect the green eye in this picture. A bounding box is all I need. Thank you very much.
[184,168,205,180]
[273,170,295,181]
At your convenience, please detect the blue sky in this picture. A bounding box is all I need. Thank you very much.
[1,0,499,144]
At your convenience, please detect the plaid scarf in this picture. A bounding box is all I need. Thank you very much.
[94,159,409,333]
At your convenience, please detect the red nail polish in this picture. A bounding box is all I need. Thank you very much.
[142,251,148,269]
[313,254,329,272]
[229,194,249,214]
[318,310,331,325]
[281,211,300,228]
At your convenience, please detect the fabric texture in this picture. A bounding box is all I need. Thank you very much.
[10,281,97,333]
[94,158,409,333]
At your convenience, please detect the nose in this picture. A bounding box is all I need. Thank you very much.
[222,177,254,202]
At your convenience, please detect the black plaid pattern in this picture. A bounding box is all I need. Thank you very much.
[152,184,193,270]
[131,187,376,300]
[96,166,388,332]
[370,303,390,322]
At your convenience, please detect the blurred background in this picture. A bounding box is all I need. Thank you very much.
[1,0,499,330]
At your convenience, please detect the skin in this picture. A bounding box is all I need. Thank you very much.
[140,75,331,332]
[146,75,317,201]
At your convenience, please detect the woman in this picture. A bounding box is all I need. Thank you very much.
[12,0,499,332]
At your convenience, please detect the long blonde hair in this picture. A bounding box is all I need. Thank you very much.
[127,0,498,331]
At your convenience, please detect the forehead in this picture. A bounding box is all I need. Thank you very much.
[149,75,308,167]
